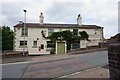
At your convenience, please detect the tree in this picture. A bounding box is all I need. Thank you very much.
[79,31,89,40]
[2,25,13,51]
[0,28,2,51]
[41,30,89,50]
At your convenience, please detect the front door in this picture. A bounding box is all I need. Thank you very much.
[57,42,65,54]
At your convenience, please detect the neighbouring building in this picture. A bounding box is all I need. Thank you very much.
[108,33,120,79]
[14,13,104,55]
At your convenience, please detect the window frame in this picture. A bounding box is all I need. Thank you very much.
[33,41,37,48]
[19,40,27,47]
[73,29,78,35]
[48,28,54,36]
[41,44,44,49]
[21,28,28,36]
[47,41,55,49]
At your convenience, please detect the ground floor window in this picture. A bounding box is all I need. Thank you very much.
[41,44,44,49]
[20,41,27,47]
[72,41,80,49]
[33,41,37,48]
[47,41,55,49]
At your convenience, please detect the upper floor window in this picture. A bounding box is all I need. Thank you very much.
[73,29,78,35]
[48,28,54,36]
[21,28,28,36]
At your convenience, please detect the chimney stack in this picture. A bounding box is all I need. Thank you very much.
[19,21,23,24]
[39,12,44,24]
[77,14,82,25]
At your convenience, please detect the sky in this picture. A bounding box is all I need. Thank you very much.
[0,0,119,38]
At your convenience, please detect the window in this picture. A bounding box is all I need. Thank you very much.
[47,41,55,48]
[33,41,37,47]
[20,41,27,46]
[72,41,80,49]
[95,32,97,34]
[73,29,78,35]
[41,44,44,49]
[21,28,28,36]
[48,28,54,36]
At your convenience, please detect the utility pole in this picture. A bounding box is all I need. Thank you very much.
[23,10,27,56]
[100,27,103,48]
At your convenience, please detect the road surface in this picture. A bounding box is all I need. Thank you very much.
[2,51,108,78]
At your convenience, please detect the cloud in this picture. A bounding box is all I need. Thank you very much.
[1,2,26,29]
[1,0,119,38]
[44,1,118,38]
[1,1,52,27]
[118,1,120,33]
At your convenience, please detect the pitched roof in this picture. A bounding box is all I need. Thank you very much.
[14,23,103,29]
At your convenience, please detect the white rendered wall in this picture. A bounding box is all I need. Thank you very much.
[14,27,103,54]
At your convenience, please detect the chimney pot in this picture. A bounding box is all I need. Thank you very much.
[19,21,23,24]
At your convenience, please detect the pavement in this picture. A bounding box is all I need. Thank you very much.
[23,58,92,78]
[2,48,107,64]
[23,51,108,78]
[1,56,32,64]
[65,68,109,78]
[2,54,76,64]
[68,48,107,54]
[60,65,109,78]
[2,50,109,78]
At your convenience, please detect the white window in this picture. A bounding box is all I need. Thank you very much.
[33,41,37,47]
[73,29,78,35]
[47,41,55,48]
[48,28,54,36]
[20,41,27,47]
[21,28,28,36]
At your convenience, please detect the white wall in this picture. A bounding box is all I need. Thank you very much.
[79,28,102,47]
[14,27,49,55]
[80,40,87,48]
[14,27,103,54]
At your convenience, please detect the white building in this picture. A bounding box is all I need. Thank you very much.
[14,13,104,55]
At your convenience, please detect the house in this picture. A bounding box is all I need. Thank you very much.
[14,12,104,55]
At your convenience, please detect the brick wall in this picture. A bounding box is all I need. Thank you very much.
[108,33,120,79]
[108,43,120,79]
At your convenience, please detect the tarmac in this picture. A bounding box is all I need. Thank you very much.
[1,48,107,64]
[61,67,109,78]
[2,50,109,78]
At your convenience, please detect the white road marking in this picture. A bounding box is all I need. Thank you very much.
[59,67,101,78]
[1,61,30,65]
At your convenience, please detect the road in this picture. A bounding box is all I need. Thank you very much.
[2,51,108,78]
[2,62,30,78]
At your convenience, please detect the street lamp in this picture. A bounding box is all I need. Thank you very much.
[23,10,27,56]
[100,27,103,48]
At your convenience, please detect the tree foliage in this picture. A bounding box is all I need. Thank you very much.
[41,30,89,42]
[79,31,89,40]
[2,25,13,50]
[41,30,89,50]
[41,30,48,39]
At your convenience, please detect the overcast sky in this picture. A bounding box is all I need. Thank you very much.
[0,0,119,38]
